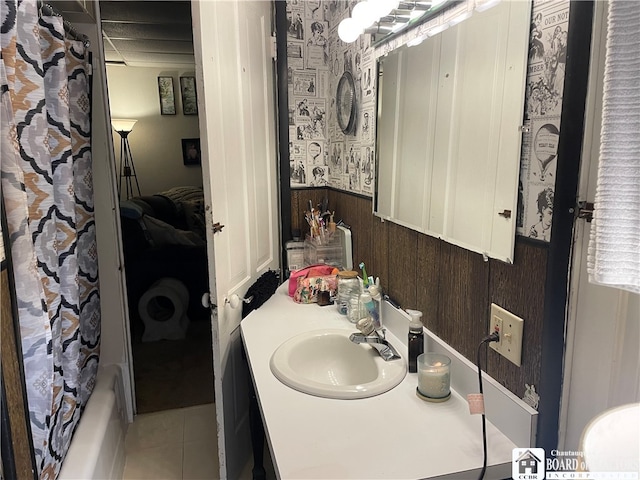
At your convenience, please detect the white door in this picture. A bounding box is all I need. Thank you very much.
[560,0,640,451]
[192,1,280,478]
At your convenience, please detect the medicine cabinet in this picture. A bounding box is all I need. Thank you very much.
[374,0,531,263]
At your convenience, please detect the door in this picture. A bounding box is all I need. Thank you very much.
[560,0,640,451]
[192,1,280,478]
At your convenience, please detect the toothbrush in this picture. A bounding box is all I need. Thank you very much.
[359,262,370,288]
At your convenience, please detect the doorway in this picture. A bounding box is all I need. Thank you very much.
[100,0,214,415]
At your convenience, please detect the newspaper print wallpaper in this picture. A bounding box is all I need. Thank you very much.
[517,0,570,241]
[287,0,377,196]
[286,0,571,243]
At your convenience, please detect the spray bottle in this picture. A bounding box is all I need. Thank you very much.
[406,309,424,373]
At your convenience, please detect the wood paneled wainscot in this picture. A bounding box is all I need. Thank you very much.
[291,188,546,399]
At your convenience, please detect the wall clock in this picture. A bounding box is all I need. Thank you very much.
[336,71,357,135]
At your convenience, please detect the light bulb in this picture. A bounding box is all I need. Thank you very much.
[369,0,399,19]
[407,35,427,47]
[426,23,448,36]
[475,0,500,12]
[338,17,362,43]
[448,10,473,26]
[352,1,377,29]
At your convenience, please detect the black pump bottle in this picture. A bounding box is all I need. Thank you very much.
[407,309,424,373]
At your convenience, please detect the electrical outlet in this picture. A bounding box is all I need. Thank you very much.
[489,303,524,366]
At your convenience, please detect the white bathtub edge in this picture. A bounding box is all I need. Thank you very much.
[58,365,127,480]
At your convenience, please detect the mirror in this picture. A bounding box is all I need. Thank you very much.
[374,0,531,263]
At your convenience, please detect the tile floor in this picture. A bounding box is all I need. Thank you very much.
[123,403,275,480]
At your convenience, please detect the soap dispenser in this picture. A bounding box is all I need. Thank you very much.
[407,309,424,373]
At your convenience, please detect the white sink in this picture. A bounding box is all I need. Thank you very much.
[270,329,406,399]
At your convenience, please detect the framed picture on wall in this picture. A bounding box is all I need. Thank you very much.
[182,138,201,166]
[158,76,176,115]
[180,76,198,115]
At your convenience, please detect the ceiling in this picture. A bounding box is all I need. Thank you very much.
[99,1,195,68]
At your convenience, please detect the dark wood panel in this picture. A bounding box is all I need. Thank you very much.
[289,190,548,400]
[385,222,419,310]
[370,215,389,289]
[415,234,441,328]
[487,239,547,397]
[437,242,490,362]
[290,188,329,236]
[1,270,36,479]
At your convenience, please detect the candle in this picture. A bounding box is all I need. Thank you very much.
[417,353,451,399]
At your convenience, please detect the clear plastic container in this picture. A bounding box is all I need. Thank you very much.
[347,297,367,323]
[336,270,360,315]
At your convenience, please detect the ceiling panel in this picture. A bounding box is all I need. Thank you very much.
[100,1,192,24]
[100,0,194,68]
[101,22,193,42]
[120,51,195,67]
[111,38,193,54]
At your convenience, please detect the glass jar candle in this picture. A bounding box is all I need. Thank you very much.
[336,270,360,315]
[417,353,451,401]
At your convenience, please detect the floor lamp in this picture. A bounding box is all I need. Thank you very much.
[112,118,141,199]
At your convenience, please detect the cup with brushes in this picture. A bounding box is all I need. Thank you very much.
[350,262,383,330]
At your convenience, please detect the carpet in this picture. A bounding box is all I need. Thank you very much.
[132,320,215,414]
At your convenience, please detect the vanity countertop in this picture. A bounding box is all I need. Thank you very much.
[241,284,521,479]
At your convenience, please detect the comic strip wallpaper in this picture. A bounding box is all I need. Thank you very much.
[517,0,570,242]
[286,0,571,243]
[287,0,377,196]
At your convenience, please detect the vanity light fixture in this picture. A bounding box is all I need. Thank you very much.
[341,0,501,46]
[339,0,453,44]
[474,0,501,12]
[443,0,474,26]
[406,34,427,47]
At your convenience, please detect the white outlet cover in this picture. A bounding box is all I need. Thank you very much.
[489,303,524,367]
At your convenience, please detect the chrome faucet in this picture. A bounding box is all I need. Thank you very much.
[349,324,401,361]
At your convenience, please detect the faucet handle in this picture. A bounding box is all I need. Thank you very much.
[356,317,375,335]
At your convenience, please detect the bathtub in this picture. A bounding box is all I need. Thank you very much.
[58,365,128,480]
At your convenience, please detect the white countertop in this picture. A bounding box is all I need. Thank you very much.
[241,283,525,479]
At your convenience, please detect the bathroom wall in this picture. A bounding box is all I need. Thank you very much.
[291,188,545,397]
[106,65,203,197]
[287,0,573,398]
[287,0,571,245]
[285,1,376,195]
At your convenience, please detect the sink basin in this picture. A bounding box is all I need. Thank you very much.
[270,329,406,399]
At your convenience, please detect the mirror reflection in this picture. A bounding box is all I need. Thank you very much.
[374,0,531,263]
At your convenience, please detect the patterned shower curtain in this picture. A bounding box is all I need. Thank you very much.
[1,0,100,478]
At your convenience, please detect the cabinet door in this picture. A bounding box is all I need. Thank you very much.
[375,0,531,263]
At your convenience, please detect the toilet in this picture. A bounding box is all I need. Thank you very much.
[138,277,190,342]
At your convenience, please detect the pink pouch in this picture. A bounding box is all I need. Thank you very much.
[288,264,336,297]
[293,275,338,304]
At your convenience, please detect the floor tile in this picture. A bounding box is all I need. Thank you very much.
[123,443,183,480]
[126,409,185,452]
[183,403,217,444]
[182,440,220,480]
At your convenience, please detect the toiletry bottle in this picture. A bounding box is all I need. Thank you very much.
[407,309,424,373]
[367,284,383,330]
[359,291,380,329]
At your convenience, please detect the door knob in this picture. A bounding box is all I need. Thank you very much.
[225,294,254,309]
[201,292,217,313]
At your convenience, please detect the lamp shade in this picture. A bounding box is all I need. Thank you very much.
[111,119,138,133]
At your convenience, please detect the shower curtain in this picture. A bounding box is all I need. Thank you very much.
[1,1,100,478]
